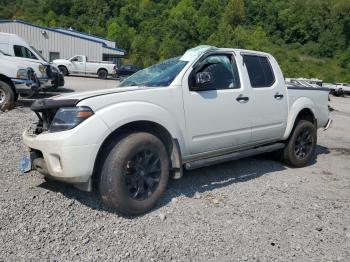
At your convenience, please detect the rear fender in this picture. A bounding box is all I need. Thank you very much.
[282,97,316,140]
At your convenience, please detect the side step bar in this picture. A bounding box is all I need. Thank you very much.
[185,143,285,170]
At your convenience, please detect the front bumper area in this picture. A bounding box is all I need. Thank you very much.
[23,130,99,183]
[11,78,39,95]
[22,114,111,189]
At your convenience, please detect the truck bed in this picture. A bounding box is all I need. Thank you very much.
[287,85,330,128]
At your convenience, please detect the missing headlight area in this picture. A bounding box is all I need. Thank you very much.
[30,98,80,134]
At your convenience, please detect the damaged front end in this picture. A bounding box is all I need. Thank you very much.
[30,98,80,135]
[22,97,96,192]
[23,98,80,176]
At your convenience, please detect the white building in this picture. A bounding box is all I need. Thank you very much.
[0,19,126,63]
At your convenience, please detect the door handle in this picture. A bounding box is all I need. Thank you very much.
[236,95,249,103]
[274,93,284,100]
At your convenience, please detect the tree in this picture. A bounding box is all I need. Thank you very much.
[222,0,245,28]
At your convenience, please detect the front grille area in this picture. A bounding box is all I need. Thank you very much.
[45,65,53,78]
[33,109,57,135]
[30,98,79,135]
[27,68,36,82]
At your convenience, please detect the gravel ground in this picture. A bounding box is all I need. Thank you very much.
[0,93,349,261]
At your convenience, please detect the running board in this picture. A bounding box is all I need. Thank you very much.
[185,143,285,170]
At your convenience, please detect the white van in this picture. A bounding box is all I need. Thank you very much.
[0,32,45,63]
[0,32,64,89]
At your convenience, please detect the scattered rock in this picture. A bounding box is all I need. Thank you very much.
[82,238,90,244]
[193,192,201,199]
[316,227,323,232]
[159,213,166,221]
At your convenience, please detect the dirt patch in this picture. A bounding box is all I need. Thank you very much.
[321,170,333,176]
[329,147,350,156]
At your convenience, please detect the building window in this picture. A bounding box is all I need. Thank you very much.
[103,54,120,66]
[49,52,60,62]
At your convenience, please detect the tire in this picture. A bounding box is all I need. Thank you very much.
[282,120,317,167]
[58,66,69,76]
[99,132,170,215]
[98,69,108,79]
[0,80,15,111]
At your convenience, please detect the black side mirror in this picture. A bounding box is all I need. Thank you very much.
[196,72,212,87]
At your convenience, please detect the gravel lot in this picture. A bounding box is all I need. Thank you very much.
[63,76,119,92]
[0,81,349,261]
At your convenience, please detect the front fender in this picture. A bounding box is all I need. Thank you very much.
[93,101,188,155]
[282,97,316,140]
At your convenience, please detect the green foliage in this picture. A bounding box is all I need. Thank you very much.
[0,0,349,81]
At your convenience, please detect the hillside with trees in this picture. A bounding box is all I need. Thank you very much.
[1,0,349,82]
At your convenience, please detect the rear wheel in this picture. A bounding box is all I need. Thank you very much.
[282,120,317,167]
[99,132,169,215]
[98,69,108,79]
[0,80,15,111]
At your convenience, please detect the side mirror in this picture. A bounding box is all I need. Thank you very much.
[195,71,212,87]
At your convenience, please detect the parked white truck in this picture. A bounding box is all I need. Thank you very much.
[23,46,331,215]
[333,83,350,96]
[0,55,38,110]
[53,55,117,79]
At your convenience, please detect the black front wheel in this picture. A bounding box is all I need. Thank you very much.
[99,132,169,215]
[282,120,317,167]
[0,81,15,111]
[58,66,69,76]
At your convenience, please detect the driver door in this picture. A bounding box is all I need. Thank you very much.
[70,56,85,74]
[182,53,252,155]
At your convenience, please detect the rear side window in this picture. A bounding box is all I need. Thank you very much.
[13,45,38,59]
[243,55,275,88]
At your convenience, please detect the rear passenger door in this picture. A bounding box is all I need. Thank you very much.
[242,54,288,143]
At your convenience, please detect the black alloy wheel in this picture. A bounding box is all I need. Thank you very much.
[124,149,161,201]
[282,120,317,167]
[99,132,169,215]
[294,129,313,160]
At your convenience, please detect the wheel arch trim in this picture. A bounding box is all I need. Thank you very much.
[283,97,316,140]
[92,119,185,186]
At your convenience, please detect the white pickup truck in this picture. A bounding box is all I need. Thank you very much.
[53,55,117,79]
[332,83,350,96]
[0,55,38,110]
[23,46,331,215]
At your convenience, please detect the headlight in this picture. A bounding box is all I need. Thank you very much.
[49,106,94,133]
[39,65,47,76]
[17,69,28,79]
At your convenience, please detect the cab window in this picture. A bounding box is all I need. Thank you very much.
[243,55,275,88]
[13,45,38,60]
[71,56,83,62]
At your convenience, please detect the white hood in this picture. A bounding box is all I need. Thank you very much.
[51,86,151,101]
